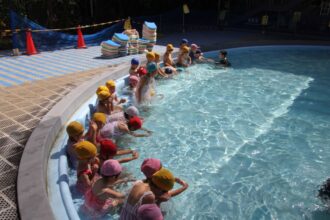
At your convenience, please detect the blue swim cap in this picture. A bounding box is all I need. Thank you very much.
[131,58,139,65]
[147,62,157,73]
[181,38,188,44]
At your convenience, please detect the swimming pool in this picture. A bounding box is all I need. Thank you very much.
[52,46,330,220]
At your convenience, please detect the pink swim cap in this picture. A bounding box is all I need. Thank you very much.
[137,204,163,220]
[129,75,139,83]
[141,158,162,178]
[101,159,122,177]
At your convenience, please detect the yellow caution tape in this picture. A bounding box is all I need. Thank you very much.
[0,18,124,34]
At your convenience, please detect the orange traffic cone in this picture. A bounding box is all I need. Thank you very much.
[26,29,37,55]
[77,26,87,49]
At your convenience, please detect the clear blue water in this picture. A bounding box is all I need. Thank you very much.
[71,46,330,220]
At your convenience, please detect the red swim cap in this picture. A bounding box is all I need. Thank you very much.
[128,116,143,131]
[138,67,147,76]
[100,139,118,158]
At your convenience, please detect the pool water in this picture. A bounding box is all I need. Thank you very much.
[71,46,330,220]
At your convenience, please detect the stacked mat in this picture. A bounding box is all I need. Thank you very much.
[142,21,157,51]
[101,40,120,58]
[138,38,149,54]
[123,29,139,55]
[112,33,129,57]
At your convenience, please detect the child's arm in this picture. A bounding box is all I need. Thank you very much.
[168,177,189,197]
[140,127,152,134]
[156,178,188,204]
[86,120,98,146]
[157,68,168,78]
[104,188,125,199]
[117,150,139,163]
[187,56,192,65]
[80,173,92,186]
[116,149,134,156]
[128,130,152,137]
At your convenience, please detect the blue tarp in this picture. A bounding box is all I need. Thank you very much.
[10,11,124,51]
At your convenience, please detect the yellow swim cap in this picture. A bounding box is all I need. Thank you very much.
[92,112,106,124]
[75,141,97,160]
[151,168,175,191]
[66,121,84,137]
[146,52,155,60]
[96,85,109,94]
[182,46,190,53]
[97,90,110,101]
[166,44,174,51]
[106,80,116,88]
[154,52,160,60]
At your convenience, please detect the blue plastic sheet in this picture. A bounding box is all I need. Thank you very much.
[10,11,124,51]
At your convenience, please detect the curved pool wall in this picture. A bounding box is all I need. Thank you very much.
[17,63,133,220]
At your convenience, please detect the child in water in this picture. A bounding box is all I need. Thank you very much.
[163,44,176,71]
[66,121,85,169]
[135,62,158,104]
[106,80,126,110]
[99,139,139,166]
[141,158,189,205]
[216,50,231,67]
[81,159,125,218]
[318,178,330,206]
[86,112,107,146]
[177,46,191,67]
[129,58,140,77]
[96,89,112,115]
[75,141,100,194]
[154,52,168,78]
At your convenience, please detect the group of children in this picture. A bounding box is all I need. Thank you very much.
[65,39,232,219]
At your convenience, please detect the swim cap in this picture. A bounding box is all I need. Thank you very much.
[101,159,122,177]
[96,85,109,94]
[66,121,84,137]
[181,38,188,44]
[137,204,163,220]
[190,43,199,49]
[129,75,139,84]
[100,139,118,158]
[164,68,173,74]
[146,52,155,60]
[128,116,142,131]
[147,62,157,73]
[138,67,147,76]
[131,58,139,65]
[151,168,175,191]
[182,46,190,53]
[92,112,107,124]
[75,141,97,160]
[166,44,174,51]
[154,52,160,60]
[97,90,111,101]
[125,106,139,117]
[141,158,162,178]
[106,80,116,88]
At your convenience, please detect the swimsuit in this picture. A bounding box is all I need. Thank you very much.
[76,169,93,194]
[120,181,153,220]
[100,121,125,139]
[81,188,118,218]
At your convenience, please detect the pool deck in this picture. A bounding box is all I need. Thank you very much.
[0,30,330,219]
